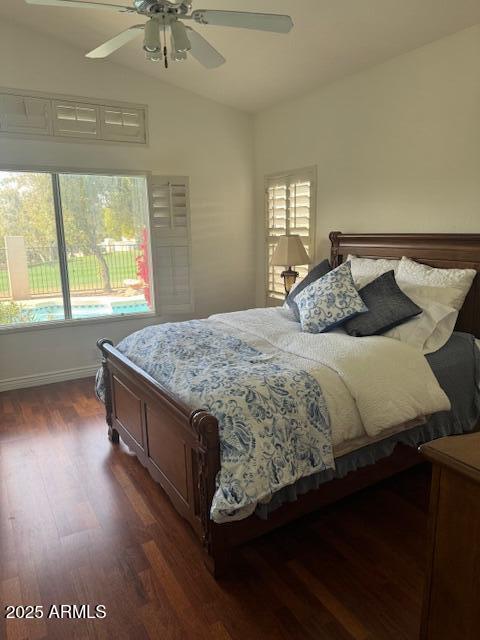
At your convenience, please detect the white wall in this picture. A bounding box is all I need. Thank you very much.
[2,20,479,385]
[254,24,480,304]
[0,20,255,386]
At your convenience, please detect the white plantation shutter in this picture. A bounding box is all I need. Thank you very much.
[100,106,146,143]
[148,175,193,315]
[265,168,316,302]
[53,100,99,138]
[266,180,288,300]
[0,93,52,135]
[287,177,313,282]
[0,88,147,145]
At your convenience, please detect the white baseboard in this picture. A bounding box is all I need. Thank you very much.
[0,363,100,392]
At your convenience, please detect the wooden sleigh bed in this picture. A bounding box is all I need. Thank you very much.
[97,232,480,577]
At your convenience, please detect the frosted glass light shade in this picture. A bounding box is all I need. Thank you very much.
[171,20,191,53]
[270,235,310,267]
[144,19,161,53]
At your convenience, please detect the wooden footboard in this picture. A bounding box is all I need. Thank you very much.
[97,338,230,576]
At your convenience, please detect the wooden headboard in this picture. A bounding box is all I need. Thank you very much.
[330,232,480,338]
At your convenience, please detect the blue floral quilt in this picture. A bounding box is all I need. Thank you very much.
[96,320,333,522]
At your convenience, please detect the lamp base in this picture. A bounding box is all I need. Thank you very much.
[281,267,299,295]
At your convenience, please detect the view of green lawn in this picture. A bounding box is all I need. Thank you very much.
[0,249,140,297]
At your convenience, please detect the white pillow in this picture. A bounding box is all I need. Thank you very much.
[385,299,458,354]
[347,254,400,288]
[396,256,476,311]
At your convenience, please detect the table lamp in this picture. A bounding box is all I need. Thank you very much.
[270,235,310,295]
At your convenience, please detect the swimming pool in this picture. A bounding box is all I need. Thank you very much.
[31,299,150,322]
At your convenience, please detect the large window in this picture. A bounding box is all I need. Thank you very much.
[0,170,153,327]
[265,167,316,302]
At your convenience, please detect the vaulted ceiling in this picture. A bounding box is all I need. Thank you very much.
[2,0,480,112]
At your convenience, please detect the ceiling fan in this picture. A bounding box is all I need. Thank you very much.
[25,0,294,69]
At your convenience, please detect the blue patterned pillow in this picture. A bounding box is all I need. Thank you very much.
[286,259,332,321]
[295,261,368,333]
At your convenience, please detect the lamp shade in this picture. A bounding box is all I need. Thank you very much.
[270,235,310,267]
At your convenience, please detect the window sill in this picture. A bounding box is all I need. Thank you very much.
[0,311,159,336]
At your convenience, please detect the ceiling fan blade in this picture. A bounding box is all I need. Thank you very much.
[25,0,134,12]
[191,10,293,33]
[86,25,144,58]
[185,27,225,69]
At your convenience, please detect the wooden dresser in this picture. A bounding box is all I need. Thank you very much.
[419,433,480,640]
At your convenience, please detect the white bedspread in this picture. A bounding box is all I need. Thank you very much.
[209,307,451,442]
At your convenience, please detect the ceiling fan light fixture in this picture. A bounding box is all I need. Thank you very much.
[170,45,187,62]
[26,0,293,70]
[146,51,162,62]
[143,18,161,53]
[170,19,191,53]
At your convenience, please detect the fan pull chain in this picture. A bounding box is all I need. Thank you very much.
[163,20,168,69]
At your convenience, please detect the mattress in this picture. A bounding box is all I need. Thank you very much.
[255,331,480,518]
[334,332,479,456]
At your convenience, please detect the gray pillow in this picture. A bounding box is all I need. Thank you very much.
[344,270,422,337]
[286,259,332,321]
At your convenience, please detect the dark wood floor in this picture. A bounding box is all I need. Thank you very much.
[0,379,430,640]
